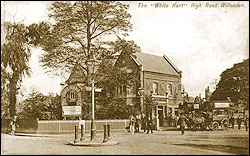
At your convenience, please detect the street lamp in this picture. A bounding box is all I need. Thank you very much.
[138,87,144,113]
[165,92,169,126]
[87,56,99,141]
[181,89,185,103]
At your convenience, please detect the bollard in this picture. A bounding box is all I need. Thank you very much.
[74,124,79,143]
[107,124,111,140]
[103,124,108,143]
[80,124,85,141]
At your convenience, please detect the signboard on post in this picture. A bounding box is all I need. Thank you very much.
[214,102,230,108]
[62,106,82,116]
[85,86,102,92]
[194,103,200,109]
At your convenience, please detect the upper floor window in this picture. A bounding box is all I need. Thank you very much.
[152,82,158,94]
[66,90,77,104]
[167,83,172,96]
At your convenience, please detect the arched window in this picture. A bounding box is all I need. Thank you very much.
[167,83,172,96]
[66,90,77,104]
[152,82,158,94]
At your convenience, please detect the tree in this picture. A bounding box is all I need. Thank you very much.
[144,94,158,120]
[18,90,47,119]
[19,91,62,120]
[27,2,140,119]
[211,59,249,109]
[46,93,62,120]
[28,1,132,76]
[97,38,140,96]
[1,22,31,118]
[1,65,10,118]
[93,38,141,119]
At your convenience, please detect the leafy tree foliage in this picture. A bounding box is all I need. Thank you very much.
[27,1,141,119]
[211,59,249,109]
[97,38,141,96]
[28,1,132,75]
[93,38,141,119]
[143,94,158,120]
[1,22,31,118]
[1,65,10,118]
[96,97,130,119]
[18,90,62,120]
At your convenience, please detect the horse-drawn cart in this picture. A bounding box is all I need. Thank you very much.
[179,101,232,131]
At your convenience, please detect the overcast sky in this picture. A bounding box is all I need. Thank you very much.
[1,1,249,101]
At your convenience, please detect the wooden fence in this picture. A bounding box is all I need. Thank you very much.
[1,119,130,134]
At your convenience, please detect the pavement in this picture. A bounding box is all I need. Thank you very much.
[1,127,249,155]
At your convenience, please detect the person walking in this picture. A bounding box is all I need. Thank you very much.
[237,115,242,130]
[244,116,248,131]
[129,115,135,134]
[147,116,153,134]
[9,115,18,136]
[169,114,173,126]
[229,115,235,129]
[179,114,186,135]
[135,114,140,133]
[141,114,147,132]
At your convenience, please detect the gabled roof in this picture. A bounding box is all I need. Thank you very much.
[66,63,87,84]
[131,52,181,76]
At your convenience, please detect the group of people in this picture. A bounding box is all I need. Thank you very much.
[229,114,248,131]
[129,113,153,134]
[173,113,249,135]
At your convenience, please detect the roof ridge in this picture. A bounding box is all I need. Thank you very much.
[135,52,162,57]
[132,52,181,76]
[163,54,181,74]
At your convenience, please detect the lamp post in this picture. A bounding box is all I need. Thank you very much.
[165,92,169,126]
[87,57,99,141]
[181,89,185,103]
[138,87,144,114]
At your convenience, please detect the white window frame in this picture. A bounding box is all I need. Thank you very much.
[167,83,172,96]
[152,82,158,94]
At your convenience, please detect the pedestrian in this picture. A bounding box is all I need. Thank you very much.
[244,116,248,131]
[179,114,186,135]
[229,115,235,129]
[237,115,242,130]
[78,117,85,130]
[147,116,153,134]
[141,114,147,132]
[138,114,142,132]
[9,115,18,136]
[169,114,173,126]
[129,115,135,134]
[172,114,176,127]
[135,114,140,133]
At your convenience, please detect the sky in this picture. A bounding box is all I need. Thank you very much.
[1,1,249,101]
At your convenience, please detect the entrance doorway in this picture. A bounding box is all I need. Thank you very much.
[158,106,164,127]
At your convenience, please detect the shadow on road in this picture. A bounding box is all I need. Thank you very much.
[172,143,249,155]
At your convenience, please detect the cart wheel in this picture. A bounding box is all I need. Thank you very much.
[211,121,219,131]
[208,123,213,130]
[221,118,229,130]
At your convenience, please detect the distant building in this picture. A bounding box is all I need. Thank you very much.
[116,52,182,128]
[205,86,213,101]
[60,63,89,120]
[60,52,183,126]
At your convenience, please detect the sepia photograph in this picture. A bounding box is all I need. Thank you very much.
[1,1,249,155]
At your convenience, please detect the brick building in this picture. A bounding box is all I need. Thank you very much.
[60,52,183,128]
[116,52,183,128]
[60,63,89,120]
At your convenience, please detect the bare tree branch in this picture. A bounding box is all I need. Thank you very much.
[91,26,116,40]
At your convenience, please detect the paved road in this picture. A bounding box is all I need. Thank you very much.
[1,129,249,155]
